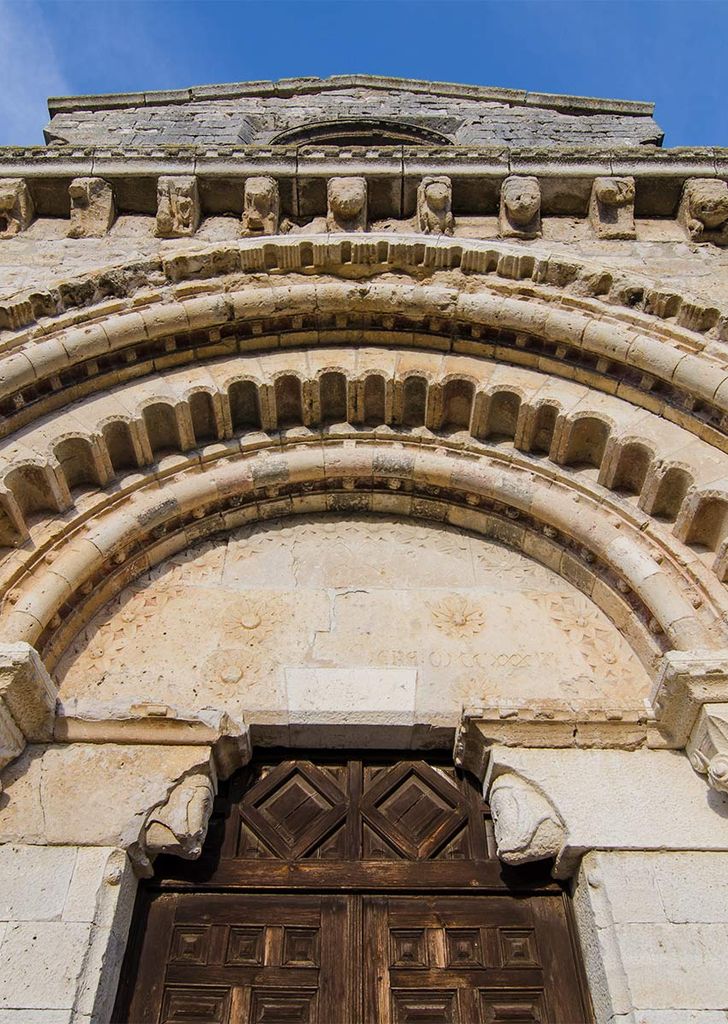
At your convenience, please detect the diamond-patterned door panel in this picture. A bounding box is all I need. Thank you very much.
[361,761,468,860]
[237,761,347,860]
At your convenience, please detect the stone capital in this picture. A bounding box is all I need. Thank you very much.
[686,703,728,795]
[650,649,728,745]
[0,642,57,783]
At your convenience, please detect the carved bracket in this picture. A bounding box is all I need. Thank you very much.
[487,771,567,867]
[650,649,728,746]
[135,768,217,876]
[686,703,728,795]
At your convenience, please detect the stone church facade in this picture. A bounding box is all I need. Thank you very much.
[0,75,727,1022]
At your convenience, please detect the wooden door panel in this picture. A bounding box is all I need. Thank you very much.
[364,895,587,1024]
[114,757,591,1024]
[125,893,349,1024]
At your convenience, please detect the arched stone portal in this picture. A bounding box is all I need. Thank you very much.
[1,74,728,1021]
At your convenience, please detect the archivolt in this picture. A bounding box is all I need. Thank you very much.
[1,349,728,583]
[0,427,723,682]
[1,236,727,453]
[1,237,728,681]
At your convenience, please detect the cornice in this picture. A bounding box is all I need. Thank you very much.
[0,145,725,226]
[46,75,656,117]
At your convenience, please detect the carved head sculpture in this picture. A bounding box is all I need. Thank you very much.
[690,181,728,229]
[680,179,728,241]
[488,772,566,866]
[424,178,450,212]
[68,177,115,238]
[708,753,728,794]
[143,772,216,861]
[0,184,17,233]
[156,176,199,237]
[327,176,367,231]
[501,176,541,226]
[68,178,90,208]
[589,176,636,240]
[0,180,30,237]
[417,175,454,235]
[594,177,635,207]
[243,176,280,236]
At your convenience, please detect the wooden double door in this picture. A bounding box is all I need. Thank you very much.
[114,755,591,1024]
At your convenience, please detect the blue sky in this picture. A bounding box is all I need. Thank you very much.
[0,0,726,148]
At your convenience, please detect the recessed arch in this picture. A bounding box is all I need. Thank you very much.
[270,117,453,147]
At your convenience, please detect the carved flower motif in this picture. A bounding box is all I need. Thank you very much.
[223,596,282,642]
[428,595,485,638]
[530,593,624,679]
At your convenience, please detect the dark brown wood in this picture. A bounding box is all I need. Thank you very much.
[113,753,592,1023]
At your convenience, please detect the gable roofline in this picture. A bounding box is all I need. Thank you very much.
[47,73,655,118]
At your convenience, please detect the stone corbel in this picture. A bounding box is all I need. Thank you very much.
[68,177,116,238]
[156,175,200,238]
[588,176,636,239]
[326,176,367,232]
[137,767,217,874]
[686,703,728,795]
[0,178,34,237]
[0,642,57,786]
[487,771,567,868]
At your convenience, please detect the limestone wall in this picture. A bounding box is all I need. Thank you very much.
[0,845,136,1024]
[574,851,728,1024]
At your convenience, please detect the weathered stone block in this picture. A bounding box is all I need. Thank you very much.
[326,176,367,232]
[589,176,636,239]
[416,175,454,235]
[0,921,91,1010]
[499,175,541,239]
[68,177,115,238]
[0,845,76,922]
[0,180,33,238]
[678,178,728,245]
[242,176,279,236]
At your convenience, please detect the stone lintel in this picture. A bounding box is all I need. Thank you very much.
[482,745,728,879]
[54,700,251,778]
